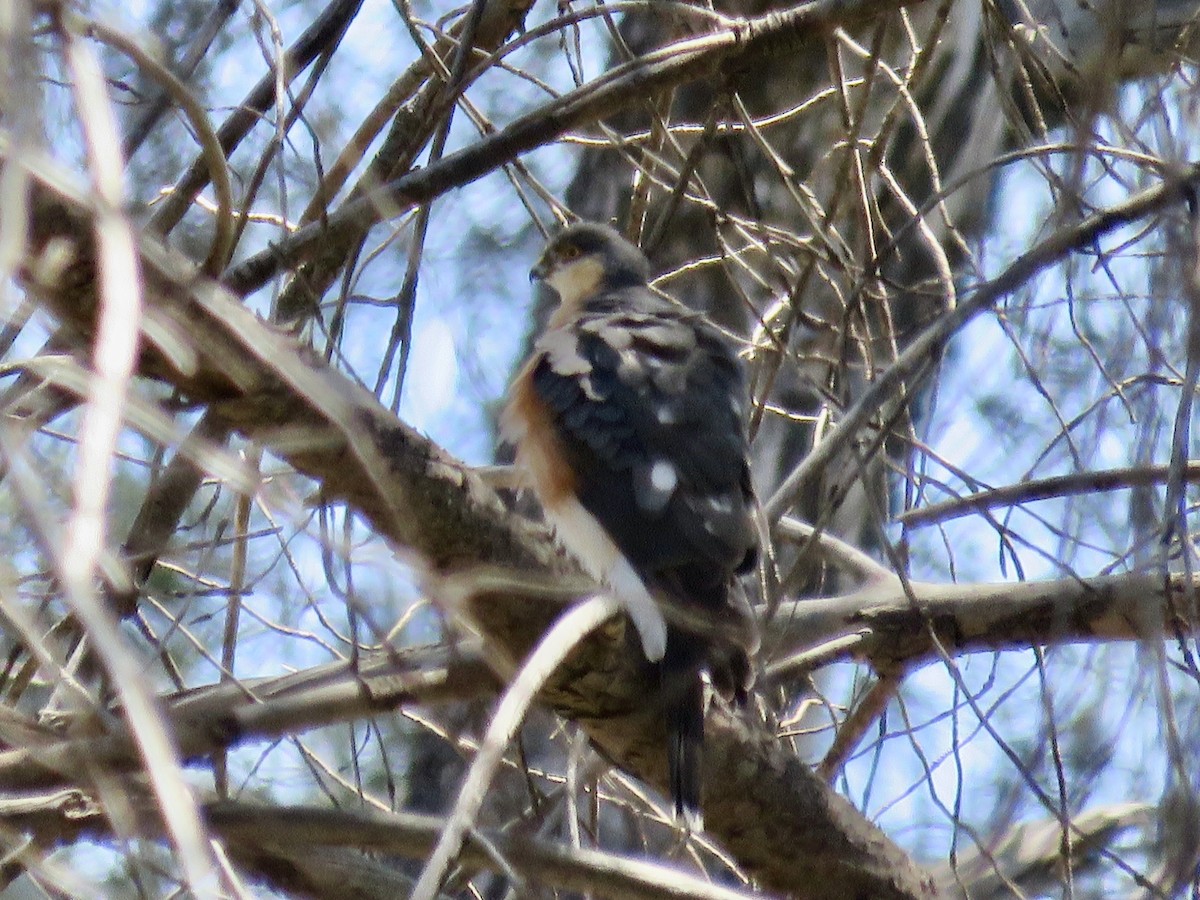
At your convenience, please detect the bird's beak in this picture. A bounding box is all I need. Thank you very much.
[530,257,548,283]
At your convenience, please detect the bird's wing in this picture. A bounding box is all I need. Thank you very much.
[527,302,757,582]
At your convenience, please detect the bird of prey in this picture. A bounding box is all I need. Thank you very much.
[501,222,758,827]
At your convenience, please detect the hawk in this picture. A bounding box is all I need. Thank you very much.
[501,222,758,827]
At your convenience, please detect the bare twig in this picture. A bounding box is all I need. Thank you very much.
[817,670,902,781]
[411,594,620,900]
[58,15,219,897]
[897,462,1200,528]
[764,168,1199,522]
[90,19,233,275]
[224,0,927,295]
[146,0,365,239]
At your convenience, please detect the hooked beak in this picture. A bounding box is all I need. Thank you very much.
[530,256,549,283]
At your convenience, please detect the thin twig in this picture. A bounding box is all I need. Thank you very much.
[58,14,220,898]
[898,461,1200,528]
[411,593,621,900]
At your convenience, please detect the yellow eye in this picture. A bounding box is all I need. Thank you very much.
[559,244,582,261]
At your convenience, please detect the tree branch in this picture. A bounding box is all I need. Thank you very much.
[896,462,1200,529]
[763,169,1198,523]
[0,645,494,793]
[14,146,935,899]
[223,0,927,296]
[1,795,781,900]
[770,570,1200,672]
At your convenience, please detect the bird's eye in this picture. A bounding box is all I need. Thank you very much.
[559,244,582,261]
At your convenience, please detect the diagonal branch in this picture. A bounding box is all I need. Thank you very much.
[896,462,1200,529]
[1,794,782,900]
[15,147,934,900]
[0,645,495,794]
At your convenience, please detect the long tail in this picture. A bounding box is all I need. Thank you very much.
[656,569,757,830]
[663,637,705,830]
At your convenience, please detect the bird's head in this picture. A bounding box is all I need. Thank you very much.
[531,222,652,308]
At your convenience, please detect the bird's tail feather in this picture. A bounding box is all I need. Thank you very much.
[664,645,705,830]
[656,570,758,831]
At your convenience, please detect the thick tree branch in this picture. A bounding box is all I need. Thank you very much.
[0,646,494,793]
[770,570,1200,672]
[2,795,780,900]
[15,148,935,899]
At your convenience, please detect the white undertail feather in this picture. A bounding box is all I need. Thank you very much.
[502,390,668,663]
[543,497,668,662]
[607,554,668,663]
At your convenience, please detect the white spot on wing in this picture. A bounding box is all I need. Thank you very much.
[617,349,644,382]
[635,459,677,514]
[651,460,678,493]
[596,322,633,350]
[539,329,601,400]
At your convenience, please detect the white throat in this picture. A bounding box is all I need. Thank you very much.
[545,257,606,310]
